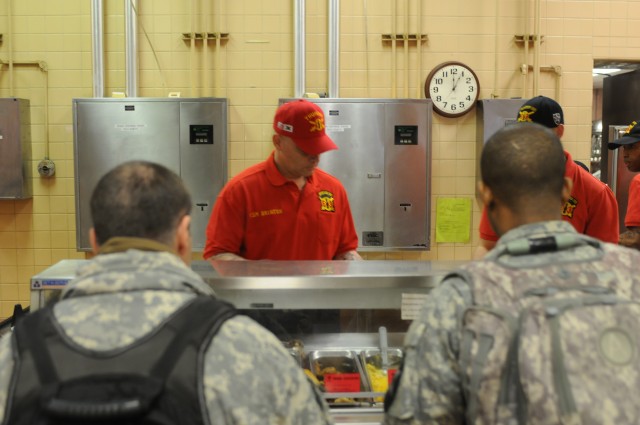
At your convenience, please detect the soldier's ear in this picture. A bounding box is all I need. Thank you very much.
[175,215,192,265]
[478,181,494,209]
[89,228,100,255]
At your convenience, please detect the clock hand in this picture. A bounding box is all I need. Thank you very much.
[452,75,461,91]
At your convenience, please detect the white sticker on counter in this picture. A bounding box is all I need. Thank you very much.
[401,293,429,320]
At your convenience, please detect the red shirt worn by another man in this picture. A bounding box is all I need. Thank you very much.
[625,174,640,228]
[479,150,619,243]
[204,152,359,260]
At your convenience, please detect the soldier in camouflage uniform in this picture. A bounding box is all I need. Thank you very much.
[0,161,333,425]
[384,123,640,424]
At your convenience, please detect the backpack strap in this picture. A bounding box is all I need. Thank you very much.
[149,296,236,380]
[12,295,236,422]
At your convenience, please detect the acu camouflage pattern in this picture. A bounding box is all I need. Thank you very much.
[383,221,640,425]
[458,221,640,425]
[0,248,333,425]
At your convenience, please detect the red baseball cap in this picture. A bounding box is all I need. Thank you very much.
[273,99,338,156]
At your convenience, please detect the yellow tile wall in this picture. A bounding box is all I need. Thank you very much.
[0,0,636,318]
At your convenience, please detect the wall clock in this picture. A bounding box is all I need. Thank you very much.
[424,61,480,117]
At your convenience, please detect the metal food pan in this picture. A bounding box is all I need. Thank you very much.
[360,348,403,369]
[360,348,403,398]
[306,349,370,400]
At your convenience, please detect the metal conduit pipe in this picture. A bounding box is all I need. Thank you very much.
[492,0,499,98]
[125,0,138,97]
[328,0,340,98]
[391,0,396,98]
[190,0,197,97]
[403,0,409,98]
[203,0,210,96]
[215,0,222,96]
[533,0,541,95]
[7,0,14,95]
[91,0,105,98]
[416,0,422,99]
[294,0,306,98]
[522,0,529,98]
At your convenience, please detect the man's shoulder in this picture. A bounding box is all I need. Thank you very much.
[313,168,346,189]
[227,161,269,184]
[572,164,613,195]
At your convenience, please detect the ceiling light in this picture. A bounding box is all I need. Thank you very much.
[593,68,621,75]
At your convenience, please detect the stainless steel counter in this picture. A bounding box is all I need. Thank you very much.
[31,259,463,310]
[30,259,465,425]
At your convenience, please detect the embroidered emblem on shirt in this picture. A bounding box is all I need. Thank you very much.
[318,190,335,212]
[561,196,578,218]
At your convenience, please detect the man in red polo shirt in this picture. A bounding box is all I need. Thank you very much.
[204,99,361,261]
[474,96,619,258]
[609,119,640,250]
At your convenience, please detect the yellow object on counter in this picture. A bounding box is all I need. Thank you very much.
[304,368,322,387]
[366,363,388,401]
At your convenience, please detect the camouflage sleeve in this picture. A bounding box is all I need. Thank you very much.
[0,333,15,424]
[383,276,472,425]
[202,315,333,425]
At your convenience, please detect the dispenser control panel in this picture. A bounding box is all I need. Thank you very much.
[394,125,418,145]
[190,124,214,144]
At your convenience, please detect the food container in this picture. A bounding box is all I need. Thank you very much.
[304,349,369,404]
[360,348,403,401]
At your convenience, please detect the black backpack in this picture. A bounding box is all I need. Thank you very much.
[4,296,236,425]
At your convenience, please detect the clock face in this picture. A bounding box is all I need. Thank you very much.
[425,62,480,117]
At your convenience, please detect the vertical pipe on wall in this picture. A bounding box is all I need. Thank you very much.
[294,0,306,98]
[391,0,397,98]
[533,0,541,95]
[403,0,409,98]
[328,0,340,98]
[492,0,499,98]
[203,0,210,96]
[7,0,14,95]
[416,0,422,99]
[190,0,197,97]
[215,0,222,96]
[91,0,105,98]
[125,0,138,97]
[522,0,529,98]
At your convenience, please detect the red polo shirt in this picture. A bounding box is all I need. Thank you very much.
[479,151,619,243]
[625,174,640,228]
[204,152,359,260]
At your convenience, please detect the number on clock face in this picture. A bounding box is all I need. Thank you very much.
[425,62,480,117]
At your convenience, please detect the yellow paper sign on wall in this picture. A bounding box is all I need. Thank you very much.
[436,198,471,243]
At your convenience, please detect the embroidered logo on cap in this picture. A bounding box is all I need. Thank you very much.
[305,111,325,134]
[517,106,536,123]
[552,113,562,126]
[625,121,638,134]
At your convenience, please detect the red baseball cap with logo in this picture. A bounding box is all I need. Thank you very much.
[273,99,338,156]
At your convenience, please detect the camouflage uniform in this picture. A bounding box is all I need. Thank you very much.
[0,240,333,425]
[383,220,640,425]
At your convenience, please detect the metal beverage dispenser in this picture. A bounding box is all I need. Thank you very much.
[475,99,526,198]
[73,97,227,251]
[279,98,432,250]
[0,98,32,199]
